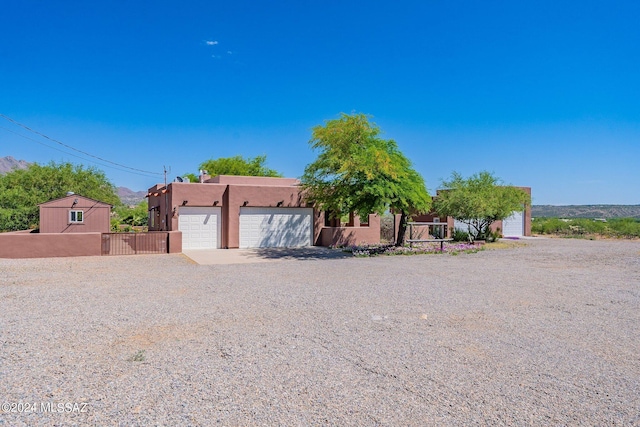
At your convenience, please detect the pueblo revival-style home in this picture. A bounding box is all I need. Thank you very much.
[147,174,532,250]
[146,174,381,250]
[0,177,530,259]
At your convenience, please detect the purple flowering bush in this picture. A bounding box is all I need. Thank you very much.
[343,242,484,257]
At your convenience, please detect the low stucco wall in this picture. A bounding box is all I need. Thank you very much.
[318,215,381,247]
[316,213,381,247]
[318,227,379,247]
[167,231,182,253]
[0,232,102,259]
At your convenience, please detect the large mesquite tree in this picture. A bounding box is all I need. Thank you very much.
[433,171,530,241]
[301,113,431,245]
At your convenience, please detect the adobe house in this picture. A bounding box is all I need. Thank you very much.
[39,194,111,233]
[147,174,380,249]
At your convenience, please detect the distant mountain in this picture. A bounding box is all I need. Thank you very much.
[0,156,30,173]
[117,187,147,206]
[533,205,640,219]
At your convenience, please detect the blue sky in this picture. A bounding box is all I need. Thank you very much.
[1,1,639,204]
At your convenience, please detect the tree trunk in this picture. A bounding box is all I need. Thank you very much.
[395,211,408,247]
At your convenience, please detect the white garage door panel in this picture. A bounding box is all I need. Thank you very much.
[454,219,471,232]
[502,211,524,237]
[239,207,313,248]
[179,207,221,249]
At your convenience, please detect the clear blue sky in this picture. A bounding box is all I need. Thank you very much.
[1,1,639,205]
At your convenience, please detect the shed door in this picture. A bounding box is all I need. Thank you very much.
[239,207,313,248]
[502,211,524,237]
[178,207,221,249]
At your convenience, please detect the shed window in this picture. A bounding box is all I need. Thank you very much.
[69,210,84,223]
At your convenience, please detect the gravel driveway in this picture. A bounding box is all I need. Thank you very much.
[1,238,639,426]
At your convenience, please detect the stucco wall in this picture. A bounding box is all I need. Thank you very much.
[147,183,227,233]
[39,196,111,233]
[318,214,381,247]
[0,232,102,258]
[167,231,182,253]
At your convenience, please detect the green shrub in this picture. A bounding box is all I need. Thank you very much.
[532,217,571,235]
[452,228,470,242]
[533,217,640,238]
[608,218,640,238]
[486,228,501,243]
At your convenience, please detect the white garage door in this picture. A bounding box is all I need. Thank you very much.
[454,219,472,232]
[239,207,313,248]
[502,211,524,237]
[178,207,221,249]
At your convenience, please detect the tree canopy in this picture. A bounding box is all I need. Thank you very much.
[195,155,282,179]
[112,201,149,230]
[301,113,431,244]
[433,171,530,241]
[0,162,120,231]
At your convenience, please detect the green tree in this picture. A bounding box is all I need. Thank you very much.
[0,162,120,232]
[433,171,530,242]
[301,113,431,245]
[181,173,199,183]
[197,155,282,178]
[113,201,149,228]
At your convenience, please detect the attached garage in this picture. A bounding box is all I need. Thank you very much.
[178,207,221,249]
[239,207,313,248]
[502,211,524,237]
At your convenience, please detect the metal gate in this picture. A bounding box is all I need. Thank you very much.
[101,232,168,255]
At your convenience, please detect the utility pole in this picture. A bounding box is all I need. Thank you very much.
[163,165,169,231]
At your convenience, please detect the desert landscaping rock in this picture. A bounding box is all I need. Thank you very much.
[1,238,639,425]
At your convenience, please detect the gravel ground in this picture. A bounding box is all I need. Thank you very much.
[1,238,639,426]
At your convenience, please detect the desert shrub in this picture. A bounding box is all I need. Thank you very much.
[486,228,501,242]
[380,215,395,243]
[608,218,640,238]
[452,228,470,242]
[571,218,606,235]
[532,217,571,235]
[533,217,640,238]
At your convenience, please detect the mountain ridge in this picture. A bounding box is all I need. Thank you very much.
[532,204,640,219]
[0,156,30,173]
[117,187,147,206]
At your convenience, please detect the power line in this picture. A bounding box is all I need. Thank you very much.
[0,113,163,176]
[0,126,161,178]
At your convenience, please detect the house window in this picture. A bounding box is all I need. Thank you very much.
[69,210,84,223]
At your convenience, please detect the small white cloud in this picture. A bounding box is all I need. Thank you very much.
[205,40,218,46]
